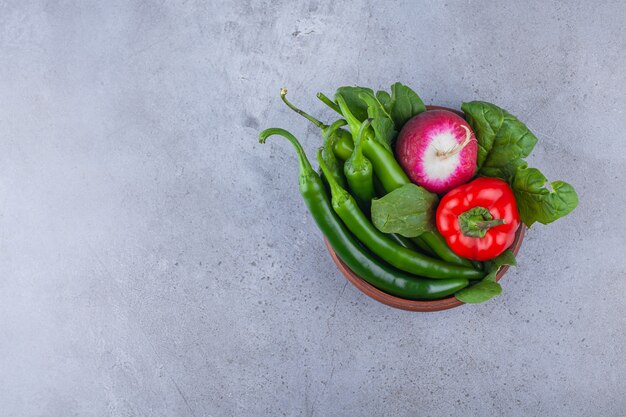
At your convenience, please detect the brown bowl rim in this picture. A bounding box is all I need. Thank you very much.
[325,225,524,312]
[324,104,525,312]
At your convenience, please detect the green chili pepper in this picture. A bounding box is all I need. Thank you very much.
[281,88,353,161]
[419,232,481,269]
[387,233,417,250]
[372,173,385,196]
[316,92,358,160]
[317,149,483,280]
[333,138,354,161]
[410,236,437,257]
[320,119,349,189]
[258,127,469,299]
[344,118,375,214]
[335,94,410,190]
[333,94,477,269]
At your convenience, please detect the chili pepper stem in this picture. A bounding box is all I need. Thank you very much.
[280,88,327,129]
[317,148,349,205]
[352,118,373,164]
[335,94,363,137]
[321,119,350,189]
[316,92,342,115]
[259,128,314,176]
[325,119,348,141]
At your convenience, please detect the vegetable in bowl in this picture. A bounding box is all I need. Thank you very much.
[436,177,521,261]
[259,82,578,307]
[395,109,478,194]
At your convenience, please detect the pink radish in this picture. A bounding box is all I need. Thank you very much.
[395,109,477,194]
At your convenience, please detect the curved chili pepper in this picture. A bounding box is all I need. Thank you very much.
[344,118,375,214]
[258,127,470,299]
[321,119,349,190]
[281,88,353,161]
[437,177,521,261]
[317,149,483,280]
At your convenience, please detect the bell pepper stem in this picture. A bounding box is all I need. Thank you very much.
[458,206,505,238]
[475,219,506,230]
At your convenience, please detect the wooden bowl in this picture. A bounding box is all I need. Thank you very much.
[324,104,526,312]
[325,225,524,312]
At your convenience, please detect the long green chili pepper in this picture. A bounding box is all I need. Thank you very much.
[333,94,477,269]
[258,127,469,299]
[372,173,385,197]
[387,233,418,250]
[281,88,353,161]
[317,92,358,159]
[410,236,436,256]
[317,149,483,280]
[333,138,354,161]
[344,118,375,214]
[335,95,410,191]
[321,119,349,189]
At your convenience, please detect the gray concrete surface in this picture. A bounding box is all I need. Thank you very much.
[0,1,625,416]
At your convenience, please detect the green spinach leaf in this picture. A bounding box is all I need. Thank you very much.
[455,250,516,304]
[461,101,538,176]
[512,166,579,227]
[462,100,578,227]
[376,90,392,110]
[335,83,425,135]
[388,82,426,127]
[455,281,502,304]
[491,249,517,270]
[335,86,375,122]
[371,183,438,238]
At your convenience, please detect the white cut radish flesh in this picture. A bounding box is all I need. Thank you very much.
[395,109,478,194]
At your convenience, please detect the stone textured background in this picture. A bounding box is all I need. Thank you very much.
[1,1,625,416]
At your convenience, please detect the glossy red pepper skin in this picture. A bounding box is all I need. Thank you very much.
[436,177,520,261]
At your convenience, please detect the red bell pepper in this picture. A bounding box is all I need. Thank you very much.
[436,177,520,261]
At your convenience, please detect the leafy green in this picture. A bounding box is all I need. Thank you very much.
[462,100,578,227]
[455,281,502,304]
[375,90,392,110]
[387,82,426,127]
[370,117,396,150]
[335,86,374,122]
[359,93,396,150]
[333,83,425,150]
[482,249,517,275]
[461,101,538,177]
[335,83,425,128]
[371,183,438,238]
[512,166,579,227]
[455,250,517,304]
